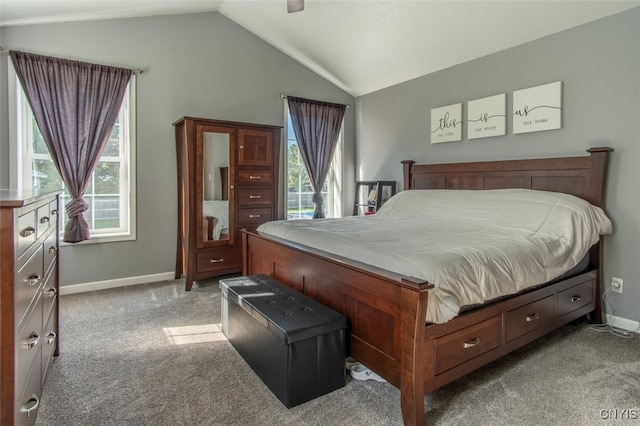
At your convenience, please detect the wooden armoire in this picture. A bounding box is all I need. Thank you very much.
[173,117,281,291]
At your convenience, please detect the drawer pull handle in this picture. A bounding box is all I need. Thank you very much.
[40,216,50,224]
[210,258,224,263]
[46,331,57,344]
[49,246,57,254]
[570,295,581,302]
[21,226,36,237]
[26,331,40,350]
[249,214,261,218]
[20,394,40,418]
[526,312,540,322]
[249,195,262,199]
[462,337,480,349]
[27,274,41,287]
[45,288,58,298]
[51,209,58,215]
[249,175,262,180]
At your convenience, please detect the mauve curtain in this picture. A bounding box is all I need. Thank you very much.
[287,96,346,219]
[10,51,132,242]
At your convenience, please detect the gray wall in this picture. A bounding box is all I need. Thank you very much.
[0,12,355,285]
[356,8,640,323]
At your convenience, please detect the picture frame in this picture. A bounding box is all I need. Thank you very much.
[467,93,506,140]
[513,81,562,134]
[430,103,462,143]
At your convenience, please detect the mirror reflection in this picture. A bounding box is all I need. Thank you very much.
[202,132,230,242]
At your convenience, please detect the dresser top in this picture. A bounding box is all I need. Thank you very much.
[0,188,61,208]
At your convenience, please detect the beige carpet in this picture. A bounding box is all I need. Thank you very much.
[35,277,640,426]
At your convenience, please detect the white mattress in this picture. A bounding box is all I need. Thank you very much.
[257,189,612,324]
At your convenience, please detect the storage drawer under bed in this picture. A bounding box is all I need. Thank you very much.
[434,315,502,375]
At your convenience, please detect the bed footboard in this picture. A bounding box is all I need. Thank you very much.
[242,231,433,425]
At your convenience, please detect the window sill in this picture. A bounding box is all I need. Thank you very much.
[59,232,136,246]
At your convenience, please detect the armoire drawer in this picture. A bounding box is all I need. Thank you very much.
[506,295,555,342]
[196,249,243,273]
[16,246,44,328]
[238,208,272,226]
[238,169,272,185]
[556,280,593,318]
[434,315,502,375]
[237,188,272,205]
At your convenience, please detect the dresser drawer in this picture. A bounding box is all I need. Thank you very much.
[42,298,58,385]
[42,268,58,325]
[36,204,51,238]
[17,210,37,258]
[16,247,44,328]
[238,169,272,185]
[43,229,58,275]
[196,249,243,273]
[506,295,555,342]
[435,315,502,375]
[238,208,273,226]
[557,280,593,318]
[16,293,44,402]
[15,353,42,426]
[237,188,272,205]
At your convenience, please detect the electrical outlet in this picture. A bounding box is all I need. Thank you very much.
[611,277,624,294]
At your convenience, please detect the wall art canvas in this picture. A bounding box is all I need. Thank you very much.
[513,81,562,134]
[430,103,462,143]
[467,93,506,140]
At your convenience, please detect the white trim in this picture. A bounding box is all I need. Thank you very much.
[60,272,176,295]
[8,62,19,189]
[605,314,640,333]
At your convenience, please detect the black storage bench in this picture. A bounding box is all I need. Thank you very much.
[220,274,347,408]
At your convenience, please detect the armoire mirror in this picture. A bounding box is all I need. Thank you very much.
[197,125,234,247]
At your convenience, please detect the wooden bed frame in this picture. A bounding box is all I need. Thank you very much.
[241,147,612,426]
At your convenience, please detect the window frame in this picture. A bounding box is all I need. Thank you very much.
[8,63,137,244]
[283,102,343,219]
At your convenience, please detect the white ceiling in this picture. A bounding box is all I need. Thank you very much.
[1,1,638,96]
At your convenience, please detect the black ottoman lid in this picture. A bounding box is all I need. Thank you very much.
[220,275,347,344]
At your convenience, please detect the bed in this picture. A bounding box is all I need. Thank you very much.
[241,147,612,425]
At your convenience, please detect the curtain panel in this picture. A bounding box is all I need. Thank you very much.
[10,51,132,242]
[287,96,346,219]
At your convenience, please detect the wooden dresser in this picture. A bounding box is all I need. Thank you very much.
[1,189,60,426]
[174,117,281,291]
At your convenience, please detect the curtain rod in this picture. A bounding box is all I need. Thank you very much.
[280,93,350,109]
[0,46,144,75]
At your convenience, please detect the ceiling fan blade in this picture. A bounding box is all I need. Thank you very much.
[287,0,304,13]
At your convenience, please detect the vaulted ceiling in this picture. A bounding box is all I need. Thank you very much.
[2,1,638,96]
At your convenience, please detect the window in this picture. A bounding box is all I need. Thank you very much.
[285,106,342,219]
[9,64,137,243]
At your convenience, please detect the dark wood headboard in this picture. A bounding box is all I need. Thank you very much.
[402,147,612,208]
[402,147,613,323]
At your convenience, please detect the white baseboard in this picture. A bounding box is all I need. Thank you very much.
[60,272,177,296]
[606,314,640,333]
